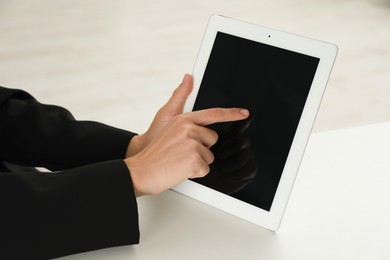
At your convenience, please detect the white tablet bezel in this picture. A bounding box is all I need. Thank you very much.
[172,14,338,231]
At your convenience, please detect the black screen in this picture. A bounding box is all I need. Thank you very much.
[192,32,319,211]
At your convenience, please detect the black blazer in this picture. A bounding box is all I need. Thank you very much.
[0,87,140,259]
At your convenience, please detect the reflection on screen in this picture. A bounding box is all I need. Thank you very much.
[192,32,319,211]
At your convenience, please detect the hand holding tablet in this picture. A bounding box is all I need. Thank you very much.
[172,14,338,230]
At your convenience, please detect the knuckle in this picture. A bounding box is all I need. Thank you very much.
[208,153,215,164]
[187,140,199,151]
[172,114,184,124]
[211,130,219,145]
[176,113,192,123]
[199,164,210,177]
[190,156,210,178]
[187,154,202,178]
[183,125,197,139]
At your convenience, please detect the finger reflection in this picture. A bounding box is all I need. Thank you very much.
[192,113,258,195]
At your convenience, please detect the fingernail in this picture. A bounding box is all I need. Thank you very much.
[182,73,190,83]
[240,109,250,116]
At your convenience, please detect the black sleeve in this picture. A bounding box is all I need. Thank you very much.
[0,86,137,171]
[0,160,140,259]
[0,87,140,259]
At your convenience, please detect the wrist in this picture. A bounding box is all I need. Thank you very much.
[124,157,143,197]
[125,134,146,158]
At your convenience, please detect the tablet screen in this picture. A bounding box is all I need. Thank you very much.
[192,32,320,211]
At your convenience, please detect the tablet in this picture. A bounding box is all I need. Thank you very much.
[172,14,338,231]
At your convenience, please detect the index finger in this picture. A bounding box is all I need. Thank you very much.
[186,108,250,126]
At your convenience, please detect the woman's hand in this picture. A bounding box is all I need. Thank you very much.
[125,74,194,157]
[123,74,250,196]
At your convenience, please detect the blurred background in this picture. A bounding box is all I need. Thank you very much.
[1,0,389,134]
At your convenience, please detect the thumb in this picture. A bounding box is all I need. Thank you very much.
[164,74,193,114]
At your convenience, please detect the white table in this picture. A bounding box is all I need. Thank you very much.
[59,122,390,260]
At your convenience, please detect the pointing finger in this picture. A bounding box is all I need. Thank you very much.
[187,107,250,126]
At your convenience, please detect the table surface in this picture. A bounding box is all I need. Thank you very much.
[59,122,390,260]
